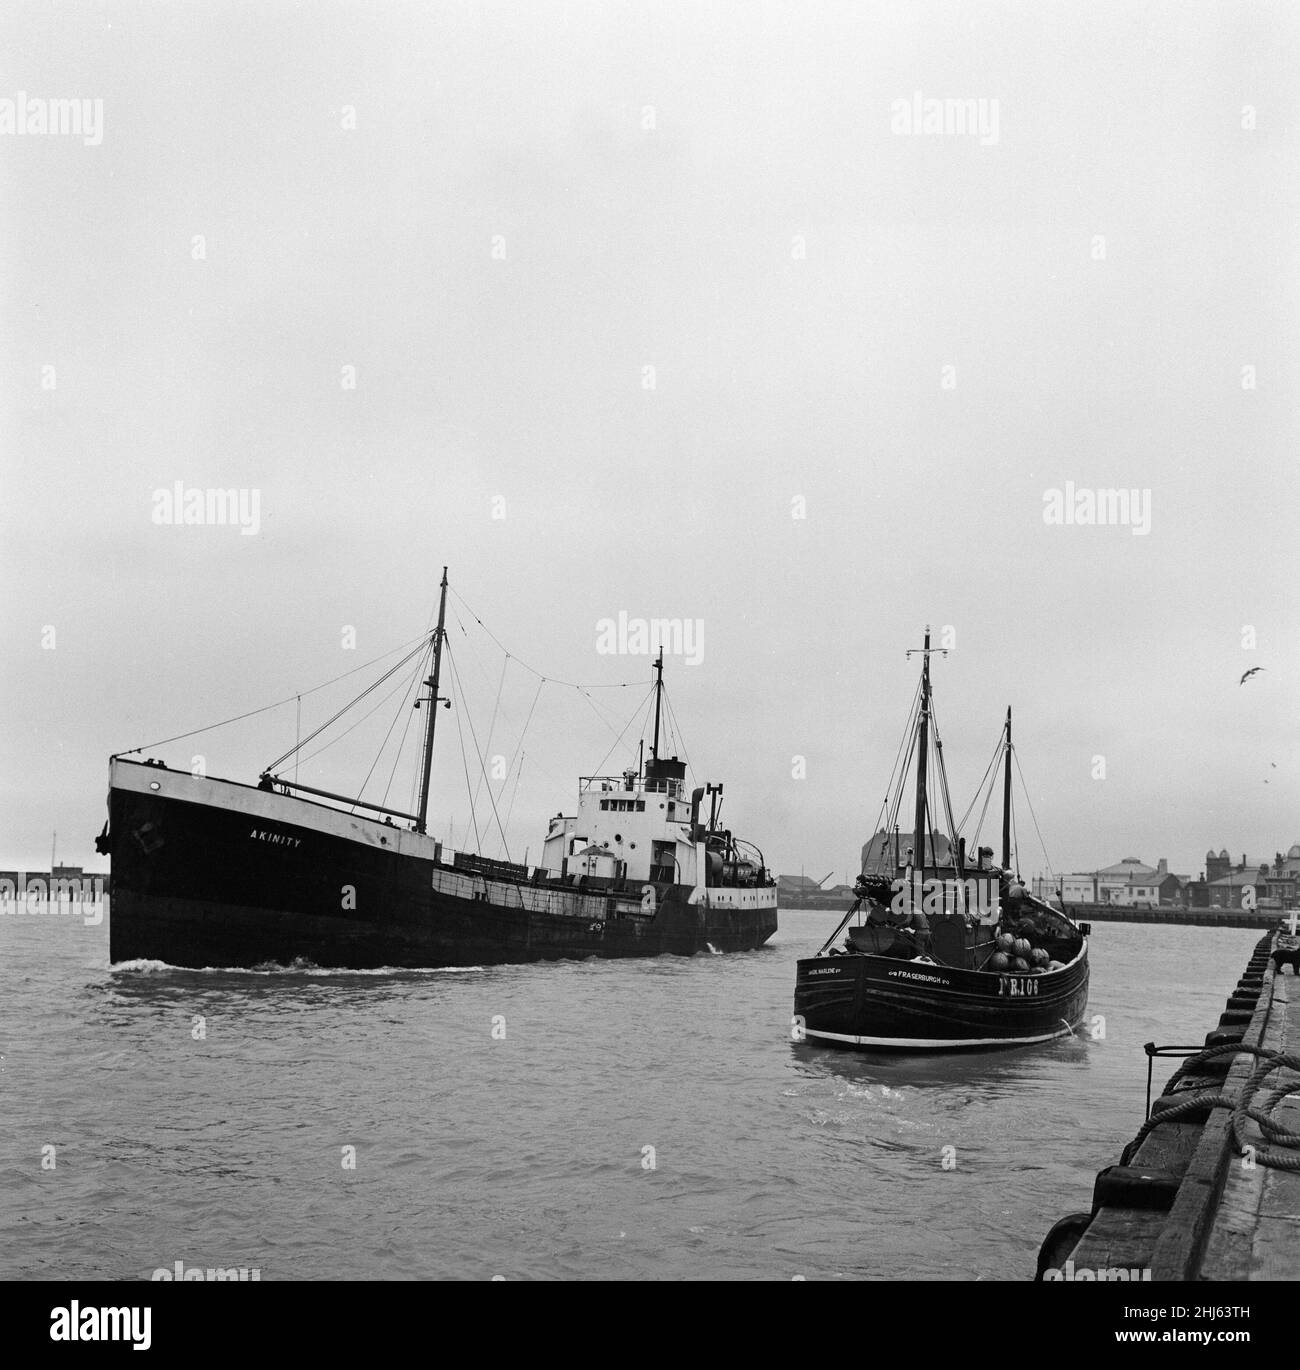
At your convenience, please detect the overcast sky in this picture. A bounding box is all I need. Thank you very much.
[3,0,1297,882]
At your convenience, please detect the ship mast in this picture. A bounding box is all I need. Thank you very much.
[912,629,932,888]
[1001,706,1012,872]
[650,648,664,763]
[415,568,449,836]
[904,626,952,887]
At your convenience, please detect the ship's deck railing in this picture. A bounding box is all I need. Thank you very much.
[579,774,684,798]
[430,865,650,921]
[580,775,637,792]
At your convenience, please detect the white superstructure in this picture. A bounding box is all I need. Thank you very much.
[541,758,701,885]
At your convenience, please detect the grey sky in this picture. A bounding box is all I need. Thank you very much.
[4,1,1297,881]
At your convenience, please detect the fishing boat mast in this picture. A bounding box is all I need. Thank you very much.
[415,567,449,836]
[913,631,931,888]
[1001,707,1012,871]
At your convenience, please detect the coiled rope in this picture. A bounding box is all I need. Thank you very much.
[1122,1042,1300,1172]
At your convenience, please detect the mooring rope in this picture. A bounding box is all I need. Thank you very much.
[1123,1042,1300,1172]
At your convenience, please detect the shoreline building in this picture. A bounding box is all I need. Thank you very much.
[1039,843,1300,913]
[1033,858,1185,909]
[1058,858,1184,908]
[1185,845,1300,911]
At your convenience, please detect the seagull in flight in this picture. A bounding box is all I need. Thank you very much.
[1240,667,1266,685]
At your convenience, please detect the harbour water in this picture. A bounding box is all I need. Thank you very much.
[1,903,1259,1281]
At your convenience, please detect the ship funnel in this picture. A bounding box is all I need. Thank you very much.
[691,787,705,840]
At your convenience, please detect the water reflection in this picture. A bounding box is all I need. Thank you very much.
[789,1031,1093,1095]
[92,960,501,1026]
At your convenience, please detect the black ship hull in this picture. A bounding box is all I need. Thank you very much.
[793,946,1089,1051]
[107,762,778,969]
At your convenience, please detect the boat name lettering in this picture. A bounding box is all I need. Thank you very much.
[998,975,1039,997]
[807,966,842,976]
[887,969,950,986]
[248,828,302,848]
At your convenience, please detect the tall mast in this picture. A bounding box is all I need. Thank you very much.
[1001,707,1012,871]
[650,648,664,762]
[415,568,449,836]
[912,627,932,886]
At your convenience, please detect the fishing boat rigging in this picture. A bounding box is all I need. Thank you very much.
[794,627,1090,1051]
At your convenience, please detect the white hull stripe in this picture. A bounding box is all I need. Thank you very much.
[804,1024,1078,1049]
[112,759,445,860]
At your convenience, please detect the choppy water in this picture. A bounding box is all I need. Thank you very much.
[1,903,1259,1280]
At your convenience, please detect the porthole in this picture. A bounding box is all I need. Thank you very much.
[149,781,160,791]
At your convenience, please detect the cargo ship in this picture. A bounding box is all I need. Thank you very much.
[100,570,778,968]
[793,627,1089,1050]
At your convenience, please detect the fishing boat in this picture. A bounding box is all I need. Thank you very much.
[793,628,1089,1050]
[99,570,778,968]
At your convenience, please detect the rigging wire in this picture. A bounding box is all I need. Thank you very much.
[450,602,641,745]
[287,650,428,776]
[446,652,484,857]
[501,752,527,843]
[436,595,647,821]
[448,586,647,691]
[114,630,436,758]
[588,682,658,778]
[956,724,1007,834]
[265,638,432,774]
[380,652,424,812]
[659,685,693,779]
[969,747,1000,849]
[578,686,633,742]
[470,652,509,814]
[351,644,430,815]
[127,570,677,853]
[885,712,920,861]
[494,677,544,816]
[448,607,524,751]
[444,605,581,815]
[925,726,943,867]
[887,677,924,802]
[1013,748,1056,884]
[928,694,961,855]
[451,652,589,804]
[924,782,937,873]
[445,641,512,860]
[872,677,924,852]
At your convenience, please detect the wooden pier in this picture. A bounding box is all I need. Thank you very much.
[1038,919,1300,1280]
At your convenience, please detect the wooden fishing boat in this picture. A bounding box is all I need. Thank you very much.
[793,628,1089,1050]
